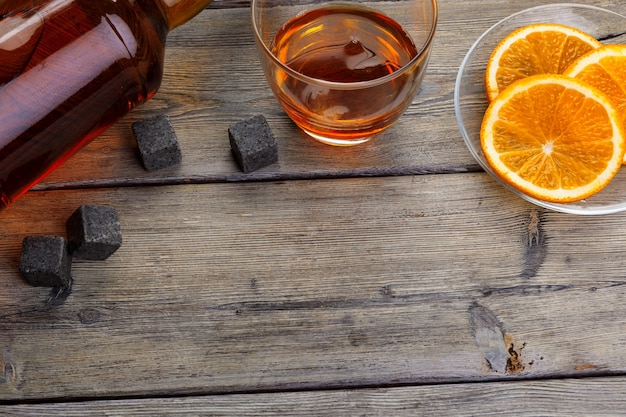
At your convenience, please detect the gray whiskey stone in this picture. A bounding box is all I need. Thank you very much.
[229,115,278,173]
[19,236,72,287]
[132,114,182,171]
[66,205,122,260]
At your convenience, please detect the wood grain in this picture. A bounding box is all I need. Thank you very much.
[3,0,626,411]
[4,377,626,415]
[3,174,626,401]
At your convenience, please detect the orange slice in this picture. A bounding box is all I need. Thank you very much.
[480,74,625,203]
[564,44,626,162]
[485,23,602,101]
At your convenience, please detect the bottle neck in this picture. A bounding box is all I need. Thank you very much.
[153,0,213,30]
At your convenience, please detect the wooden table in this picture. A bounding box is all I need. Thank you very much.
[3,0,626,414]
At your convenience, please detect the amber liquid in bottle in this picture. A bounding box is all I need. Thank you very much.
[0,0,210,209]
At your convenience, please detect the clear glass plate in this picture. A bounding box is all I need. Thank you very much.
[454,3,626,215]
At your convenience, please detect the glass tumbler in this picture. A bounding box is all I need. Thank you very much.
[252,0,438,145]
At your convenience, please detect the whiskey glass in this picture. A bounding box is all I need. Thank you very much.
[252,0,438,146]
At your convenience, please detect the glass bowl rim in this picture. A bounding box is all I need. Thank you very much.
[454,3,626,215]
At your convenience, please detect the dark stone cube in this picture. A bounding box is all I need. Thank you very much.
[19,236,72,287]
[66,205,122,260]
[132,114,182,171]
[229,115,278,173]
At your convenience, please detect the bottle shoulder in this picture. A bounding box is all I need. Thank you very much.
[151,0,213,30]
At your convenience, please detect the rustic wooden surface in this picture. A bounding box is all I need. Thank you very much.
[3,0,626,414]
[4,377,626,416]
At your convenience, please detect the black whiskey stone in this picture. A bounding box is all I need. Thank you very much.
[19,236,72,287]
[66,205,122,260]
[229,115,278,173]
[132,114,182,171]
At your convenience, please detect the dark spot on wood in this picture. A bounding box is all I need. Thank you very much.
[212,294,437,313]
[480,284,571,297]
[505,337,526,374]
[380,284,395,298]
[348,330,367,347]
[78,307,102,324]
[469,303,508,373]
[341,314,355,326]
[470,303,529,375]
[522,210,546,278]
[0,359,16,384]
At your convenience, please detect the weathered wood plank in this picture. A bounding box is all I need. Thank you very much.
[3,174,626,400]
[5,0,626,407]
[4,377,626,416]
[32,0,626,191]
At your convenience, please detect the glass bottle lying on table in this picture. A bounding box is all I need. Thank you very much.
[0,0,213,210]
